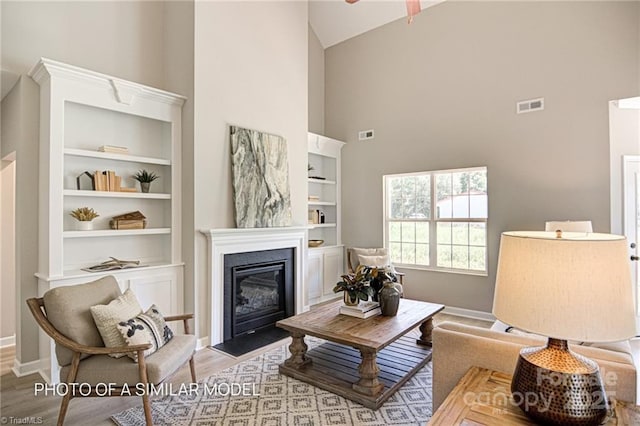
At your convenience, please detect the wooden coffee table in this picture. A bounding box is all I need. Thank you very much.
[276,298,444,409]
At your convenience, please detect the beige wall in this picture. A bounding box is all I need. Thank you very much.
[325,1,640,312]
[1,0,167,363]
[192,1,308,341]
[163,0,196,334]
[308,24,325,134]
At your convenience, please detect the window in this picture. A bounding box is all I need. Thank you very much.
[384,167,488,274]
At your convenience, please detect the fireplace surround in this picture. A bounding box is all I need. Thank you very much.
[202,227,307,346]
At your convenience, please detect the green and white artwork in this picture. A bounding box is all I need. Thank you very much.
[230,126,292,228]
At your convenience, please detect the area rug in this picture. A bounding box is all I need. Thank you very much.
[111,339,432,425]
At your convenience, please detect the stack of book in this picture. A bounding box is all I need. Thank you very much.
[339,301,382,319]
[93,170,120,192]
[308,195,320,202]
[91,170,136,192]
[98,145,129,154]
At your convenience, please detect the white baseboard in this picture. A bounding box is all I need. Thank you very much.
[12,358,44,378]
[0,335,15,348]
[196,337,209,350]
[442,306,496,322]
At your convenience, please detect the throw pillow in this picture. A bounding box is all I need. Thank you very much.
[357,254,391,268]
[90,289,143,358]
[117,304,174,362]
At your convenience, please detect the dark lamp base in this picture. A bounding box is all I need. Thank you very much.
[511,338,609,426]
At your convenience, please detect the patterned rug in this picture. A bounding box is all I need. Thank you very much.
[111,339,432,425]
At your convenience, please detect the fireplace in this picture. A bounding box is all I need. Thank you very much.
[202,226,307,347]
[223,248,295,340]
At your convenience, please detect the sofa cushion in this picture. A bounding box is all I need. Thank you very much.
[117,304,174,362]
[43,276,122,367]
[59,334,196,386]
[90,289,143,358]
[437,322,633,366]
[350,248,388,269]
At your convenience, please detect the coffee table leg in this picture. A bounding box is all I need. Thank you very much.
[284,332,311,369]
[417,318,434,347]
[352,349,384,396]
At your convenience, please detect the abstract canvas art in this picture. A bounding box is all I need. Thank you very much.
[230,126,292,228]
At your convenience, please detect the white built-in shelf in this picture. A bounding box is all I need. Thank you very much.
[63,189,171,199]
[308,244,342,251]
[63,228,171,238]
[64,148,171,166]
[308,201,336,206]
[309,223,337,229]
[308,178,336,185]
[35,262,186,283]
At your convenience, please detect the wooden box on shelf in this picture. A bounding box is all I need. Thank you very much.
[110,211,147,230]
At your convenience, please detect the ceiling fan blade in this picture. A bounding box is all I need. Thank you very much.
[345,0,360,3]
[406,0,421,23]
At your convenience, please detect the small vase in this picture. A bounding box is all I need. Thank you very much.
[76,220,93,231]
[140,182,151,193]
[343,292,359,306]
[379,281,400,316]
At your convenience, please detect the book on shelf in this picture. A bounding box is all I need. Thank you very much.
[91,170,129,192]
[339,305,382,319]
[98,145,129,154]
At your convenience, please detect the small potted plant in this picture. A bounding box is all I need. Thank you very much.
[70,207,99,231]
[333,267,375,306]
[133,169,159,193]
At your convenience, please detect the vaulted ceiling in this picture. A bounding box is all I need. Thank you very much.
[309,0,445,48]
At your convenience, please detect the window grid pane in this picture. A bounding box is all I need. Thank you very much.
[385,167,487,273]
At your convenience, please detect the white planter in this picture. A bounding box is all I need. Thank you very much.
[75,221,94,231]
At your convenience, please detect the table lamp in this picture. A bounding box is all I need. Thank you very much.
[493,231,636,425]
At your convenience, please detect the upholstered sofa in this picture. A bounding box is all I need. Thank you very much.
[432,322,639,411]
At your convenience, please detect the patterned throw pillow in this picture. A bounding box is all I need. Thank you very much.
[90,289,143,358]
[117,305,174,362]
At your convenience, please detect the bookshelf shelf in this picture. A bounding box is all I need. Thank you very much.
[63,228,171,238]
[64,148,171,165]
[64,190,171,199]
[308,178,336,185]
[308,201,336,206]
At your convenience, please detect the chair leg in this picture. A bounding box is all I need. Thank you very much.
[137,351,153,426]
[189,356,196,382]
[58,353,81,426]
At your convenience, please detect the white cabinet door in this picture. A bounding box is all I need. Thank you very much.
[128,271,182,315]
[307,251,323,302]
[322,248,343,296]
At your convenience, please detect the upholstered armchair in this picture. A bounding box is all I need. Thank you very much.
[27,275,196,426]
[346,247,405,285]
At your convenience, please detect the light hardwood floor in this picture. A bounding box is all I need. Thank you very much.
[0,313,490,425]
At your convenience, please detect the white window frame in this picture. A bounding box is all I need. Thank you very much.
[383,166,488,276]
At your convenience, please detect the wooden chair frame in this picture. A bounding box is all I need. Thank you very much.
[27,298,196,426]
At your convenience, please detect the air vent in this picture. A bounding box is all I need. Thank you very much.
[358,129,375,141]
[516,98,544,114]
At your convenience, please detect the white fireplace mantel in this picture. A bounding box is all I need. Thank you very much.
[201,227,308,345]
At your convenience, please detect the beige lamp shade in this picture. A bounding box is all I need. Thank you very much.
[493,231,636,342]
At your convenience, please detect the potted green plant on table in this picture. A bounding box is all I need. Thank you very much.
[70,207,99,231]
[333,267,375,306]
[359,265,398,302]
[133,169,159,193]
